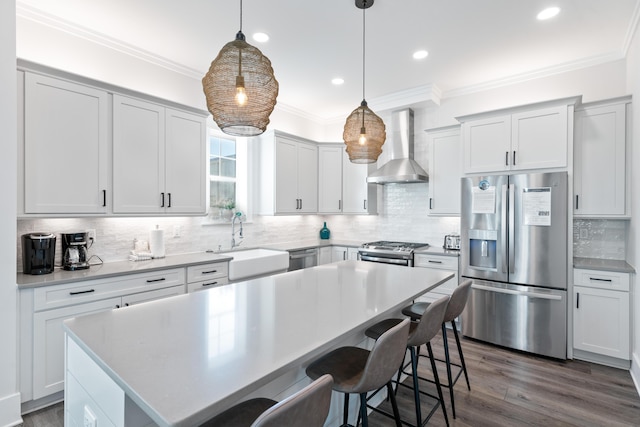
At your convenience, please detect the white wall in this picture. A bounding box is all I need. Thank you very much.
[1,2,21,426]
[625,15,640,392]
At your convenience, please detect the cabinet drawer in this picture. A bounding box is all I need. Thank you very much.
[414,254,458,270]
[573,268,629,292]
[187,262,228,283]
[187,277,229,293]
[34,268,185,311]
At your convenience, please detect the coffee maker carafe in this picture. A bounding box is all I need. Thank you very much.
[61,232,90,270]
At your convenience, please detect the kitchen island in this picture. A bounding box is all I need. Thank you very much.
[63,260,453,427]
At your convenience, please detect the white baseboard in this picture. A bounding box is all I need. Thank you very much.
[631,351,640,397]
[0,392,22,427]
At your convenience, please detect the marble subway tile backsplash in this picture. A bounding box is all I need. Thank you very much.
[573,219,627,260]
[16,184,460,271]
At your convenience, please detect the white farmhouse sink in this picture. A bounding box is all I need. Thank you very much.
[226,248,290,281]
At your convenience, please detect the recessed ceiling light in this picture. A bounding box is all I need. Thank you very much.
[537,7,560,20]
[413,50,429,60]
[253,32,269,43]
[331,77,345,85]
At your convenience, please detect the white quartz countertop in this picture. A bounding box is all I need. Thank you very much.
[414,246,461,257]
[573,257,635,273]
[63,260,453,427]
[264,239,364,251]
[17,252,234,288]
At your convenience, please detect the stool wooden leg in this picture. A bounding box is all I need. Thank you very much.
[452,320,470,390]
[409,347,423,426]
[342,393,350,426]
[441,323,456,418]
[386,382,402,427]
[427,342,450,427]
[360,393,369,427]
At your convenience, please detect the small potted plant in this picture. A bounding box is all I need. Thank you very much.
[218,199,236,220]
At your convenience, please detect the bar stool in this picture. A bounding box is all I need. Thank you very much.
[402,279,473,419]
[364,295,450,427]
[306,318,410,427]
[200,374,333,427]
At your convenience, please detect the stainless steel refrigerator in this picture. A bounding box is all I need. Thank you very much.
[460,172,568,359]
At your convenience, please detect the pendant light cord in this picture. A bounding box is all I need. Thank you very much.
[362,1,366,102]
[239,0,243,32]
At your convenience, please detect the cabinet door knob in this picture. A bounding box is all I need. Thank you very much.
[161,192,165,207]
[102,189,106,207]
[576,292,579,309]
[167,193,172,208]
[513,150,516,165]
[505,151,509,166]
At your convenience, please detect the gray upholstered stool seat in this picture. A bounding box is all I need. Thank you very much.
[200,374,333,427]
[306,319,410,427]
[400,279,473,419]
[402,301,429,320]
[365,295,450,427]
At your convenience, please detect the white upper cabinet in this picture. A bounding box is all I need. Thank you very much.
[342,151,375,214]
[318,146,343,213]
[317,145,376,214]
[256,131,318,214]
[574,97,630,218]
[164,109,207,214]
[459,98,577,174]
[113,95,206,215]
[426,125,461,216]
[22,72,109,214]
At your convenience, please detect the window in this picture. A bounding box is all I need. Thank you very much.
[210,133,236,213]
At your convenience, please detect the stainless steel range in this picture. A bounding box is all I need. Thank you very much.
[358,241,430,267]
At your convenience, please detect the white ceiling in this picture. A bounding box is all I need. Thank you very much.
[15,0,640,120]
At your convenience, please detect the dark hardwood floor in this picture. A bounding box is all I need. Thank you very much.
[21,332,640,427]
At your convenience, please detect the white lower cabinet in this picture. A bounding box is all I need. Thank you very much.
[318,247,333,265]
[413,254,459,322]
[21,268,186,404]
[573,268,630,365]
[186,261,229,292]
[331,246,359,262]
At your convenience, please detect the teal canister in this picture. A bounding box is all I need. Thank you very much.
[319,222,330,239]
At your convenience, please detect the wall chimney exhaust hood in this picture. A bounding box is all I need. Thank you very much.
[366,108,429,184]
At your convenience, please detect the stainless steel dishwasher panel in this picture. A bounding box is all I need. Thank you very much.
[288,248,318,271]
[461,279,567,359]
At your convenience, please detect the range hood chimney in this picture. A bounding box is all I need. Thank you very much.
[366,108,428,184]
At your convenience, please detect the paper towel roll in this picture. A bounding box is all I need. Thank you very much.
[149,226,165,259]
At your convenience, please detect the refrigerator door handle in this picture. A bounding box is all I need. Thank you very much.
[471,284,563,300]
[508,183,515,274]
[501,184,508,273]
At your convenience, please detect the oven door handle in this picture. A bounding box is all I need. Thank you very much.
[359,254,410,266]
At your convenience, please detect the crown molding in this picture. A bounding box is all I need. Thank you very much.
[443,51,626,99]
[16,2,204,80]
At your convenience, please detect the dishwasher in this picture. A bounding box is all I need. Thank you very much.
[288,248,318,271]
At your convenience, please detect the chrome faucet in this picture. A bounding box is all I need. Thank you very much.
[231,212,243,249]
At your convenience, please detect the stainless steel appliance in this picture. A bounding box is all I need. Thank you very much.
[21,232,56,275]
[288,248,318,271]
[460,172,568,359]
[358,241,429,267]
[443,234,460,250]
[61,232,90,271]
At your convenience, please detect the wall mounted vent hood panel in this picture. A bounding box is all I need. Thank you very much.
[366,108,428,184]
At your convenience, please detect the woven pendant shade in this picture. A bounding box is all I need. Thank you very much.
[343,101,386,164]
[202,33,279,137]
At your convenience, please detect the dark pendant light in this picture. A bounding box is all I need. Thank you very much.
[343,0,386,164]
[202,0,279,136]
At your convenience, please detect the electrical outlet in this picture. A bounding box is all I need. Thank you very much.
[87,229,97,244]
[173,225,182,238]
[83,405,97,427]
[579,228,588,239]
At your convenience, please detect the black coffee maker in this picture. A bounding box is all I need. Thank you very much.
[22,232,56,275]
[61,232,90,271]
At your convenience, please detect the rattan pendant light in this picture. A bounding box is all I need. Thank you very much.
[343,0,386,164]
[202,0,279,136]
